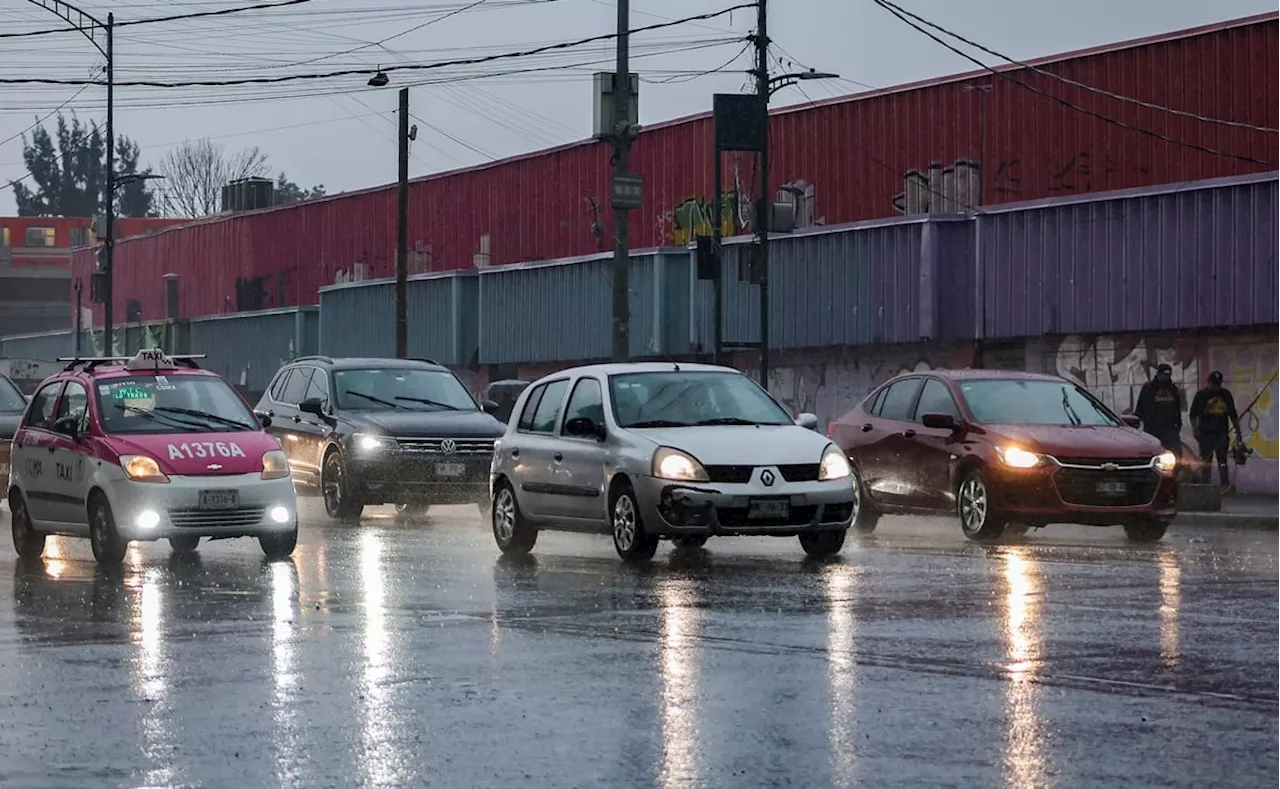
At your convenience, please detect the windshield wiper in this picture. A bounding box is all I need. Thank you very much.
[1061,387,1082,426]
[395,395,462,411]
[346,390,401,409]
[152,406,255,431]
[115,404,214,432]
[626,419,692,428]
[694,417,765,426]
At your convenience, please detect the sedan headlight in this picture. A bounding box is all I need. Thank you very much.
[652,447,709,482]
[997,446,1047,469]
[120,454,170,483]
[354,433,395,453]
[1154,451,1178,473]
[819,445,851,480]
[261,449,290,480]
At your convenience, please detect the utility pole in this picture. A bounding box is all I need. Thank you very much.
[610,0,632,362]
[754,0,770,388]
[395,87,409,359]
[103,12,115,355]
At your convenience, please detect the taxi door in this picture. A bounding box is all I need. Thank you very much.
[11,381,65,523]
[46,380,92,529]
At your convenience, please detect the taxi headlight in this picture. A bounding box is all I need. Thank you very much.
[261,449,290,480]
[269,505,291,524]
[997,446,1047,469]
[652,447,709,482]
[819,445,851,480]
[355,433,395,453]
[1155,451,1178,473]
[120,454,170,483]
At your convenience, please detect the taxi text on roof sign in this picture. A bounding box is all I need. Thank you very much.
[126,348,176,371]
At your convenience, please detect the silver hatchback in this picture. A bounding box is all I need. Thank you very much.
[489,362,856,562]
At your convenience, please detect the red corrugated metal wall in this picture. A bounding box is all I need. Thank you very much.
[73,14,1278,323]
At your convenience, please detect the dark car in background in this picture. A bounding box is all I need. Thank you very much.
[829,370,1178,543]
[0,372,26,485]
[256,356,506,521]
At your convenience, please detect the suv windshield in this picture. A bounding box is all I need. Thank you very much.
[97,375,258,434]
[0,376,25,413]
[334,368,477,412]
[959,379,1122,427]
[609,370,793,428]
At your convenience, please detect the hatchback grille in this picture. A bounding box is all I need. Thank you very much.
[1051,468,1159,507]
[396,437,495,455]
[1054,456,1153,468]
[169,508,265,528]
[704,463,822,484]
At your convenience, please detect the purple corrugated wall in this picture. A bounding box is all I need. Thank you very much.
[976,172,1278,339]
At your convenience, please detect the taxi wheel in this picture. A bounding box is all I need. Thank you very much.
[849,465,880,535]
[9,492,46,559]
[321,452,365,521]
[492,481,536,555]
[611,484,658,563]
[957,469,1006,541]
[88,494,128,565]
[260,529,298,560]
[799,530,846,558]
[169,534,200,554]
[673,535,709,549]
[1123,519,1169,543]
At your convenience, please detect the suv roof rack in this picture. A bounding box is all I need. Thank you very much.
[57,354,206,373]
[291,355,334,364]
[409,357,440,366]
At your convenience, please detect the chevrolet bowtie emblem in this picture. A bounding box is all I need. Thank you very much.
[207,463,223,470]
[1102,463,1118,472]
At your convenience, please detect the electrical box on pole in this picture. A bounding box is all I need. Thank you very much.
[592,72,639,140]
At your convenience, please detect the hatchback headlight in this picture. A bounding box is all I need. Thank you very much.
[120,454,170,483]
[355,433,395,453]
[652,447,709,482]
[1154,451,1177,473]
[819,445,851,480]
[261,449,290,480]
[997,446,1047,469]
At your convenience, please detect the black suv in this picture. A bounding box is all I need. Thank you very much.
[0,372,27,485]
[256,356,505,520]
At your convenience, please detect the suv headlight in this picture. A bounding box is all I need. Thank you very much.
[354,433,395,453]
[1154,451,1177,473]
[261,449,290,480]
[652,447,709,482]
[120,454,170,483]
[997,446,1047,469]
[819,445,851,480]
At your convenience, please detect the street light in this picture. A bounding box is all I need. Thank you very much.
[767,69,841,96]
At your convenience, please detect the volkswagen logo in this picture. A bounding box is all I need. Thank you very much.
[439,439,457,455]
[760,469,776,487]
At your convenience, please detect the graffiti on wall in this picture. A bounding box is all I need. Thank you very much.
[659,192,742,247]
[894,159,980,215]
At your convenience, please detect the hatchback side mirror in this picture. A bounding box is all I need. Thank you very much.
[298,397,326,417]
[565,416,606,441]
[795,412,819,430]
[1120,414,1142,429]
[921,412,962,432]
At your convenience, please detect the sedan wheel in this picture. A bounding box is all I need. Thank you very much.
[958,470,1005,541]
[9,493,45,559]
[849,466,880,535]
[611,485,658,563]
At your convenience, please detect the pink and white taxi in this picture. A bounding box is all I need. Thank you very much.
[6,349,297,564]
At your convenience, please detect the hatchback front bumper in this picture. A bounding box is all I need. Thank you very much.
[105,472,298,541]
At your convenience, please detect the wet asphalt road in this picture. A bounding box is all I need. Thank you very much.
[0,501,1275,789]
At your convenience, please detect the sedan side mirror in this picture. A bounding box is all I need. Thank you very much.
[921,412,962,432]
[481,399,500,416]
[795,412,820,430]
[1120,414,1142,429]
[564,416,606,441]
[298,397,326,417]
[253,410,273,428]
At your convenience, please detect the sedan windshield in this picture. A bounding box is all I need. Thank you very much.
[959,379,1122,427]
[97,376,258,434]
[334,368,477,412]
[608,370,793,428]
[0,376,25,413]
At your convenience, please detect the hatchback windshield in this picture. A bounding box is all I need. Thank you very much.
[959,379,1121,427]
[608,370,793,428]
[0,376,25,413]
[97,375,258,434]
[334,368,477,412]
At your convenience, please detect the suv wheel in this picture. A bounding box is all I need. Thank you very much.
[88,494,128,565]
[673,535,708,549]
[492,481,536,555]
[1123,519,1169,543]
[611,483,658,563]
[957,469,1006,541]
[321,452,365,521]
[9,492,46,559]
[394,502,431,520]
[849,465,880,535]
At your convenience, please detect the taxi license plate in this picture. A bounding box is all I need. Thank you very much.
[435,463,466,478]
[1095,480,1127,496]
[199,489,239,510]
[748,498,790,519]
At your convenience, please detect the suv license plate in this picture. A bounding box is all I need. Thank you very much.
[748,498,790,519]
[199,489,239,510]
[1096,480,1127,495]
[436,462,465,478]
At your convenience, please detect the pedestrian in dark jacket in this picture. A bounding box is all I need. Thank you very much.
[1190,370,1241,489]
[1135,363,1183,455]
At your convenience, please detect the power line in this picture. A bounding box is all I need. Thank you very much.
[873,0,1278,134]
[280,0,494,69]
[0,84,92,150]
[0,4,755,87]
[0,0,313,39]
[871,0,1276,167]
[648,39,750,84]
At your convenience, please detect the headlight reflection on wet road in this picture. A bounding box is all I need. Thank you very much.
[1001,548,1047,789]
[131,566,175,789]
[359,530,408,787]
[657,578,702,789]
[1157,550,1182,669]
[271,560,300,786]
[824,563,859,787]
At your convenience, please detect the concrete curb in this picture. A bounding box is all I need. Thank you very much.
[1173,512,1278,531]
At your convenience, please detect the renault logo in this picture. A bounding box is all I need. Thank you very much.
[760,469,776,486]
[439,439,457,455]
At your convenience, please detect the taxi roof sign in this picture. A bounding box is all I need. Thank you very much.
[57,350,206,373]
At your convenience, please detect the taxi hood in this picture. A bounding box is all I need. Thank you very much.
[104,431,281,476]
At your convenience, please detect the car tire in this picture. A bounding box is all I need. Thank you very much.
[88,494,128,565]
[611,483,658,563]
[394,502,431,520]
[848,465,880,535]
[491,480,537,556]
[321,451,365,521]
[799,530,846,558]
[260,529,299,560]
[1123,519,1169,543]
[169,534,200,554]
[672,535,708,549]
[9,492,46,559]
[957,469,1006,541]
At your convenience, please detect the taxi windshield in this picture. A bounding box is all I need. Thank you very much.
[334,368,478,412]
[608,370,793,428]
[96,375,258,434]
[958,379,1122,427]
[0,376,24,413]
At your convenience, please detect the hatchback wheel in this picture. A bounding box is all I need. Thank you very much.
[957,469,1005,541]
[88,494,128,565]
[492,481,536,555]
[260,529,299,559]
[799,530,846,558]
[9,492,46,559]
[321,452,364,521]
[169,534,200,554]
[672,535,708,549]
[849,465,880,535]
[1123,519,1169,543]
[611,484,658,563]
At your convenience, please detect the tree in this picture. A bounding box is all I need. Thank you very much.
[155,138,269,218]
[10,113,155,218]
[273,172,326,205]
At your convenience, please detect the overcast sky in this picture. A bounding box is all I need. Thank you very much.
[0,0,1272,216]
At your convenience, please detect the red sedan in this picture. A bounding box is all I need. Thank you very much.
[829,370,1178,542]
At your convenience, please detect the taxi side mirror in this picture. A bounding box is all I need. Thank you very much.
[254,410,273,428]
